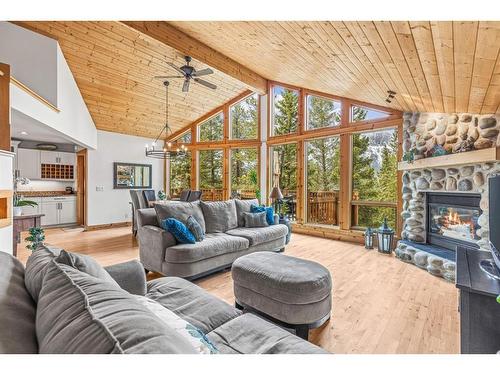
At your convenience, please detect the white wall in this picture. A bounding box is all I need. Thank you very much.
[2,22,97,149]
[0,22,58,106]
[0,151,14,255]
[87,130,164,226]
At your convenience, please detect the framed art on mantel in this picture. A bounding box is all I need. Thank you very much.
[113,162,152,189]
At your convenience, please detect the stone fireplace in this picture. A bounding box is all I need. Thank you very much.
[395,112,500,282]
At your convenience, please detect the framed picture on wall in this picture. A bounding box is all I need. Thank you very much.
[113,162,152,189]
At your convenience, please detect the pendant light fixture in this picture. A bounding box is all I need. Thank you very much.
[145,81,187,159]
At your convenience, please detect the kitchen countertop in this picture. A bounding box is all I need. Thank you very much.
[17,191,76,197]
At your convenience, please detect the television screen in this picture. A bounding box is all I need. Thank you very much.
[488,174,500,270]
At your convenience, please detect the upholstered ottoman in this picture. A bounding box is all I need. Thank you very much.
[231,252,332,340]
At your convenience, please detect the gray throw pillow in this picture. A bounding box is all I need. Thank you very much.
[24,244,61,303]
[55,249,119,288]
[186,215,205,241]
[155,201,206,233]
[234,198,259,227]
[36,261,198,354]
[200,200,238,233]
[243,211,269,228]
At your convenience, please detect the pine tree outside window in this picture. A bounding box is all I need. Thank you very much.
[306,136,340,225]
[169,151,191,198]
[230,148,258,199]
[306,94,341,130]
[230,93,258,140]
[271,86,299,136]
[198,112,224,142]
[198,149,223,201]
[174,131,192,144]
[351,128,398,229]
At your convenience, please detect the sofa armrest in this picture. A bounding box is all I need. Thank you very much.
[105,260,146,295]
[273,214,280,225]
[138,225,176,273]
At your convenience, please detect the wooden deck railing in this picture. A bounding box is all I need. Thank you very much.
[307,191,339,225]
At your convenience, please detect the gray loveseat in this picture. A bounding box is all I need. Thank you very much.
[0,247,326,354]
[137,199,289,279]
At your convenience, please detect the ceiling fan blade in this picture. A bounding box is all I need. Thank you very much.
[182,79,190,92]
[194,78,217,90]
[193,68,213,77]
[167,62,186,75]
[154,75,184,79]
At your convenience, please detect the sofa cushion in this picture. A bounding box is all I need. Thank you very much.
[251,204,275,225]
[0,252,38,354]
[55,249,120,287]
[200,200,238,233]
[146,277,242,334]
[226,224,288,246]
[186,215,205,241]
[161,218,196,244]
[155,201,206,232]
[36,261,197,354]
[242,211,269,228]
[134,295,218,354]
[207,313,328,354]
[24,244,61,302]
[234,198,259,227]
[165,233,249,263]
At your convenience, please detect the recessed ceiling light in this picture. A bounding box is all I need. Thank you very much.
[20,131,28,135]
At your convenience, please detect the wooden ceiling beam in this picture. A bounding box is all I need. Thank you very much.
[120,21,268,94]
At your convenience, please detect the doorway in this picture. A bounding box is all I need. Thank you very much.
[76,149,87,227]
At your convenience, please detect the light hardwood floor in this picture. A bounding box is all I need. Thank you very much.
[16,227,460,354]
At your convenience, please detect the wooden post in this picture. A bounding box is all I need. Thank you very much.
[296,140,305,224]
[339,133,351,230]
[0,63,10,152]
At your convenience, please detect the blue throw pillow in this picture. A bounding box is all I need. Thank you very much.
[186,215,205,242]
[250,204,275,225]
[161,218,196,244]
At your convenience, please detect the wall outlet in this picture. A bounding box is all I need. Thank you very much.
[95,186,104,192]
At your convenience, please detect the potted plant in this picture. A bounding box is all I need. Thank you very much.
[25,226,45,251]
[13,194,38,216]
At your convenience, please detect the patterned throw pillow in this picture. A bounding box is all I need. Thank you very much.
[161,218,196,244]
[186,215,205,242]
[242,211,269,228]
[251,204,275,225]
[134,295,218,354]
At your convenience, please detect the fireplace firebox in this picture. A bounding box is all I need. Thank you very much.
[426,193,481,251]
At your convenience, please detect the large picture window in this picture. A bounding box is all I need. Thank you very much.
[198,149,223,201]
[230,148,258,199]
[306,94,341,130]
[271,86,299,136]
[351,128,398,229]
[230,93,258,140]
[306,136,340,225]
[169,152,191,198]
[270,144,297,220]
[198,112,224,142]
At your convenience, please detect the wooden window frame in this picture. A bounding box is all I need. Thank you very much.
[197,111,225,144]
[268,81,301,140]
[304,92,342,132]
[229,145,261,199]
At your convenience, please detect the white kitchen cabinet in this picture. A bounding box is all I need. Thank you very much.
[40,150,76,165]
[41,196,77,226]
[17,148,41,179]
[58,152,76,166]
[41,201,59,226]
[59,199,77,224]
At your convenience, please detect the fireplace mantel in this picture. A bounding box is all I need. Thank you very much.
[398,147,500,171]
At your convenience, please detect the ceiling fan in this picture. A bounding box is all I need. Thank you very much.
[154,56,217,92]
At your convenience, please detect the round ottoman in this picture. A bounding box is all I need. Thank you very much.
[231,251,332,340]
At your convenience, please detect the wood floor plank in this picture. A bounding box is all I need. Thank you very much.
[16,227,459,354]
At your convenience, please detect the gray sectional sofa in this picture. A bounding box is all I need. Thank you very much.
[0,247,327,354]
[137,199,289,279]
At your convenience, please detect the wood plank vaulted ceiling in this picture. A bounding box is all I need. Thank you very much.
[15,21,500,139]
[14,21,249,138]
[169,21,500,114]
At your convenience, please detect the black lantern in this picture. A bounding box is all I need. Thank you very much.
[364,227,374,249]
[376,218,395,254]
